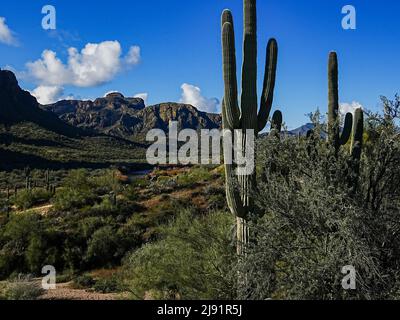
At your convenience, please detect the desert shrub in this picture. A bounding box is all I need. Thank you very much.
[56,272,74,284]
[122,209,236,300]
[25,235,48,274]
[72,274,96,289]
[176,167,212,188]
[0,212,62,278]
[13,188,52,210]
[62,169,93,190]
[91,169,122,196]
[122,185,140,201]
[52,188,97,211]
[93,275,122,293]
[52,169,98,211]
[0,212,41,277]
[85,226,119,267]
[239,99,400,300]
[0,280,44,300]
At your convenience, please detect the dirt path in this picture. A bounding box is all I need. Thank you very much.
[38,282,120,300]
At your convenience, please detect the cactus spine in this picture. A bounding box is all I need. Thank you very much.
[328,52,353,153]
[221,0,281,254]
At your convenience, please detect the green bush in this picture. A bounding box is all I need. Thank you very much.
[13,189,52,210]
[93,275,122,293]
[52,188,97,211]
[122,209,236,300]
[85,226,119,267]
[238,99,400,300]
[0,280,44,300]
[0,212,41,278]
[72,274,96,289]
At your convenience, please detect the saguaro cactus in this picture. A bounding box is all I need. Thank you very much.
[350,108,364,184]
[351,108,364,160]
[45,169,50,191]
[328,52,353,153]
[221,0,281,254]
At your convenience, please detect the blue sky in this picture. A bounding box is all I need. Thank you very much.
[0,0,399,128]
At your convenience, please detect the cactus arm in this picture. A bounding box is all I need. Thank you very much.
[351,108,364,159]
[222,21,241,129]
[328,51,340,149]
[240,0,258,128]
[258,39,278,133]
[339,112,353,145]
[349,108,364,190]
[269,110,283,139]
[271,110,283,133]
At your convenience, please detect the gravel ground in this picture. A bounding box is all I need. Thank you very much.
[38,282,120,300]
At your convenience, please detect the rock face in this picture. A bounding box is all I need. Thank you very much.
[43,95,222,140]
[0,70,81,137]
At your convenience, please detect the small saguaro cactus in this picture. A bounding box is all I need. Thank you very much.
[350,108,364,184]
[327,52,353,153]
[351,108,364,160]
[24,167,31,190]
[221,0,281,254]
[45,169,50,191]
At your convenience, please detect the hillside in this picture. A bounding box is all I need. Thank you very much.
[42,94,222,141]
[0,70,146,170]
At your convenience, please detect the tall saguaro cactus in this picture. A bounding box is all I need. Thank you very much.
[328,52,353,153]
[221,0,281,254]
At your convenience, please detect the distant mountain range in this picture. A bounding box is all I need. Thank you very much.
[0,70,145,169]
[285,123,315,137]
[0,69,320,169]
[42,93,222,141]
[0,70,222,169]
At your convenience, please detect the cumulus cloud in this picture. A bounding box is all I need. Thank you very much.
[26,41,141,88]
[180,83,219,113]
[134,92,148,105]
[340,101,363,116]
[31,86,79,104]
[125,46,141,66]
[0,17,17,46]
[31,86,64,104]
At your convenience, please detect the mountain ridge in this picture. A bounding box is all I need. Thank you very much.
[41,93,222,141]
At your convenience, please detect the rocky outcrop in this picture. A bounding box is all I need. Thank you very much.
[43,95,222,140]
[0,70,82,137]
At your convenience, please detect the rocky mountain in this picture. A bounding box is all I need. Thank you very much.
[286,123,315,137]
[0,70,82,137]
[0,70,146,170]
[42,93,222,141]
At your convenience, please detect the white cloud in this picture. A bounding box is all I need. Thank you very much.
[340,101,363,115]
[0,17,17,46]
[31,86,64,104]
[180,83,219,113]
[104,90,121,97]
[134,92,148,105]
[26,41,141,88]
[125,46,141,66]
